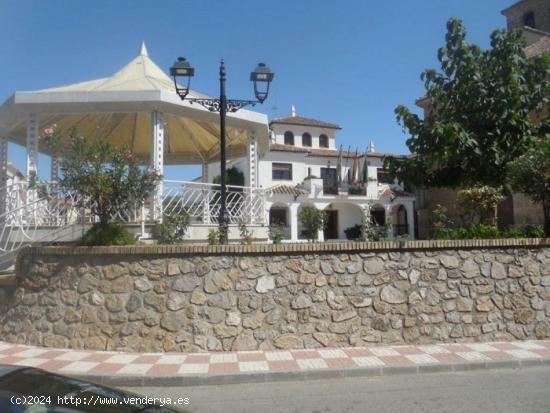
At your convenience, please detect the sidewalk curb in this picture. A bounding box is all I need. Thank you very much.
[71,357,550,387]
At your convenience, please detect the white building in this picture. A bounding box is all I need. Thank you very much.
[0,43,415,265]
[207,107,416,242]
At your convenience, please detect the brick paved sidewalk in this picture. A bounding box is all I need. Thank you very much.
[0,340,548,386]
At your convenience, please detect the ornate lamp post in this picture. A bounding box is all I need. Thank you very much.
[170,58,274,244]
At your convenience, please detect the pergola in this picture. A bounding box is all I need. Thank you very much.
[0,42,269,220]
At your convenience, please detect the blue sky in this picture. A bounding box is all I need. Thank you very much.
[0,0,513,180]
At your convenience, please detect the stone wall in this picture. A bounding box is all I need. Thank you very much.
[2,240,550,352]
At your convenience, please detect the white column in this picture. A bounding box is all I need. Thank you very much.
[406,202,415,240]
[247,132,258,188]
[150,111,164,221]
[290,203,299,242]
[317,227,325,242]
[26,113,39,204]
[0,136,7,216]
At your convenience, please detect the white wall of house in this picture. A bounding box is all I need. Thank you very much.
[271,124,337,150]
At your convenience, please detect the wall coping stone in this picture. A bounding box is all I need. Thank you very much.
[16,238,550,275]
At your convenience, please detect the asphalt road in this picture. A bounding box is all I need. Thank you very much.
[125,366,550,413]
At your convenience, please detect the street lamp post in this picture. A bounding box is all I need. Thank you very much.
[170,58,274,244]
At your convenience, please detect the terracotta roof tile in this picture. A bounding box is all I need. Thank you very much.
[267,185,308,197]
[270,115,341,130]
[269,144,409,159]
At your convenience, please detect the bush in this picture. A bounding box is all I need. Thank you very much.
[47,131,159,226]
[80,223,136,246]
[298,206,326,241]
[269,225,285,244]
[207,228,219,245]
[433,224,545,240]
[152,211,190,244]
[348,185,365,195]
[344,224,362,240]
[238,219,253,245]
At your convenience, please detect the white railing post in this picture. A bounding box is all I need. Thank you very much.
[150,111,164,222]
[0,136,8,217]
[26,113,39,212]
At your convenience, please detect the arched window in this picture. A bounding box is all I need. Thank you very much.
[302,132,312,147]
[523,11,535,28]
[284,131,294,145]
[319,134,329,148]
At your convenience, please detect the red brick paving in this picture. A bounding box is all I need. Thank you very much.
[0,340,547,378]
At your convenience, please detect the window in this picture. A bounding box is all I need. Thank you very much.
[302,132,312,147]
[319,134,329,148]
[269,207,288,226]
[377,168,394,184]
[272,163,292,180]
[523,11,535,28]
[321,167,338,195]
[284,131,294,145]
[371,206,386,226]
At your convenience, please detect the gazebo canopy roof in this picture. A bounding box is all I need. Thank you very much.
[0,42,269,164]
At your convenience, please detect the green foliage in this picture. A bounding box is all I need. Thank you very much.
[361,208,378,241]
[431,204,454,239]
[207,223,228,245]
[152,211,190,244]
[49,131,160,225]
[238,219,253,245]
[507,136,550,236]
[303,175,319,181]
[80,222,136,246]
[456,186,504,226]
[207,228,219,245]
[212,167,245,186]
[385,18,550,189]
[348,185,365,195]
[269,225,285,244]
[433,223,544,240]
[344,224,362,240]
[298,206,327,241]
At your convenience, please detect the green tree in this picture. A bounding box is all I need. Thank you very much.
[298,206,326,241]
[507,137,550,236]
[385,18,550,188]
[53,132,160,227]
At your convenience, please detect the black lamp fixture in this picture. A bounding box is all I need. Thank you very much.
[170,57,274,244]
[250,63,274,103]
[170,57,194,100]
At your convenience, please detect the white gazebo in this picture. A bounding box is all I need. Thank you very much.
[0,42,270,260]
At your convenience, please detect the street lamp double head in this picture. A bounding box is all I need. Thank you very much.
[170,58,274,106]
[169,57,274,244]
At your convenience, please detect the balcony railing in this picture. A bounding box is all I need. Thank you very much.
[163,181,266,225]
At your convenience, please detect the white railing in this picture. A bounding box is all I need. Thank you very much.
[0,180,267,270]
[163,181,266,225]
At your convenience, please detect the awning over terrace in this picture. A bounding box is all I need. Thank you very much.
[0,42,269,164]
[0,42,268,220]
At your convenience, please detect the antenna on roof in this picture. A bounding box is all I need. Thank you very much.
[369,140,375,153]
[291,104,296,117]
[138,41,148,57]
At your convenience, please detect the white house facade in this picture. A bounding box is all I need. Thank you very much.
[207,107,416,242]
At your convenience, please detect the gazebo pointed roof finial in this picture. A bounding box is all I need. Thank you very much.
[138,41,148,57]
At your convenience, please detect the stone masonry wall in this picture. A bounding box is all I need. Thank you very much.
[2,241,550,352]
